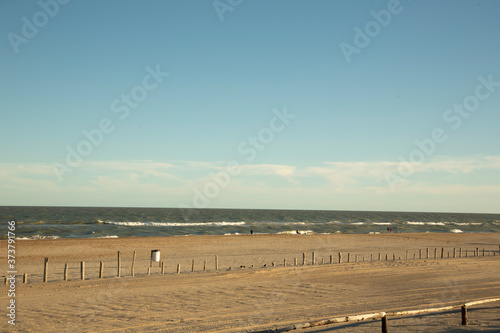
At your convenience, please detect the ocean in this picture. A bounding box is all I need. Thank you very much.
[1,206,499,240]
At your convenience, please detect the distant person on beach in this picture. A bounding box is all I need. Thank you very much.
[250,229,253,234]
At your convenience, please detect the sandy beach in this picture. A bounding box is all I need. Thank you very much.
[2,233,500,332]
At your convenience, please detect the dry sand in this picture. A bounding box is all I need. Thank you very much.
[1,233,499,332]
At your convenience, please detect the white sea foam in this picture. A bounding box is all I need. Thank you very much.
[104,221,246,227]
[406,221,446,226]
[17,235,60,240]
[373,222,392,225]
[277,230,314,235]
[450,229,463,233]
[351,222,365,225]
[452,222,482,226]
[93,235,119,238]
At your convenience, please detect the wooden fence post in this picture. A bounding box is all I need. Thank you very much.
[99,261,103,279]
[339,252,342,263]
[419,249,422,260]
[117,251,121,277]
[461,305,468,325]
[441,248,444,259]
[64,263,68,281]
[131,251,137,277]
[147,267,151,276]
[161,261,165,275]
[177,264,180,274]
[23,273,28,284]
[312,252,316,265]
[192,259,195,272]
[81,261,85,280]
[405,250,408,260]
[460,248,462,258]
[381,315,388,333]
[347,253,350,263]
[203,260,206,272]
[379,252,381,261]
[482,248,485,256]
[284,258,287,267]
[294,257,297,266]
[453,248,456,258]
[330,255,333,264]
[44,258,49,283]
[434,248,437,259]
[215,255,218,272]
[303,253,306,265]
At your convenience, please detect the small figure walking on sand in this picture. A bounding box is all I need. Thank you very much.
[250,229,253,234]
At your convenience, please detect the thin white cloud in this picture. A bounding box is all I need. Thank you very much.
[1,156,500,211]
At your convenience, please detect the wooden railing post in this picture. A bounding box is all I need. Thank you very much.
[117,251,121,277]
[461,305,468,325]
[43,258,49,283]
[81,261,85,280]
[131,251,136,277]
[381,315,388,333]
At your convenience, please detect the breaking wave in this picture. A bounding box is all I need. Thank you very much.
[104,221,246,227]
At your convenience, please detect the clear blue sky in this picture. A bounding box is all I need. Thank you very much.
[1,0,499,213]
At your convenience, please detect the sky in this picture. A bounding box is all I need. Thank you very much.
[1,0,500,213]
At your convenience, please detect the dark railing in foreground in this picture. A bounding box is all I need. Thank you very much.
[253,298,500,333]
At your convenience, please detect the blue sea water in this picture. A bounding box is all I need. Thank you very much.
[1,206,499,240]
